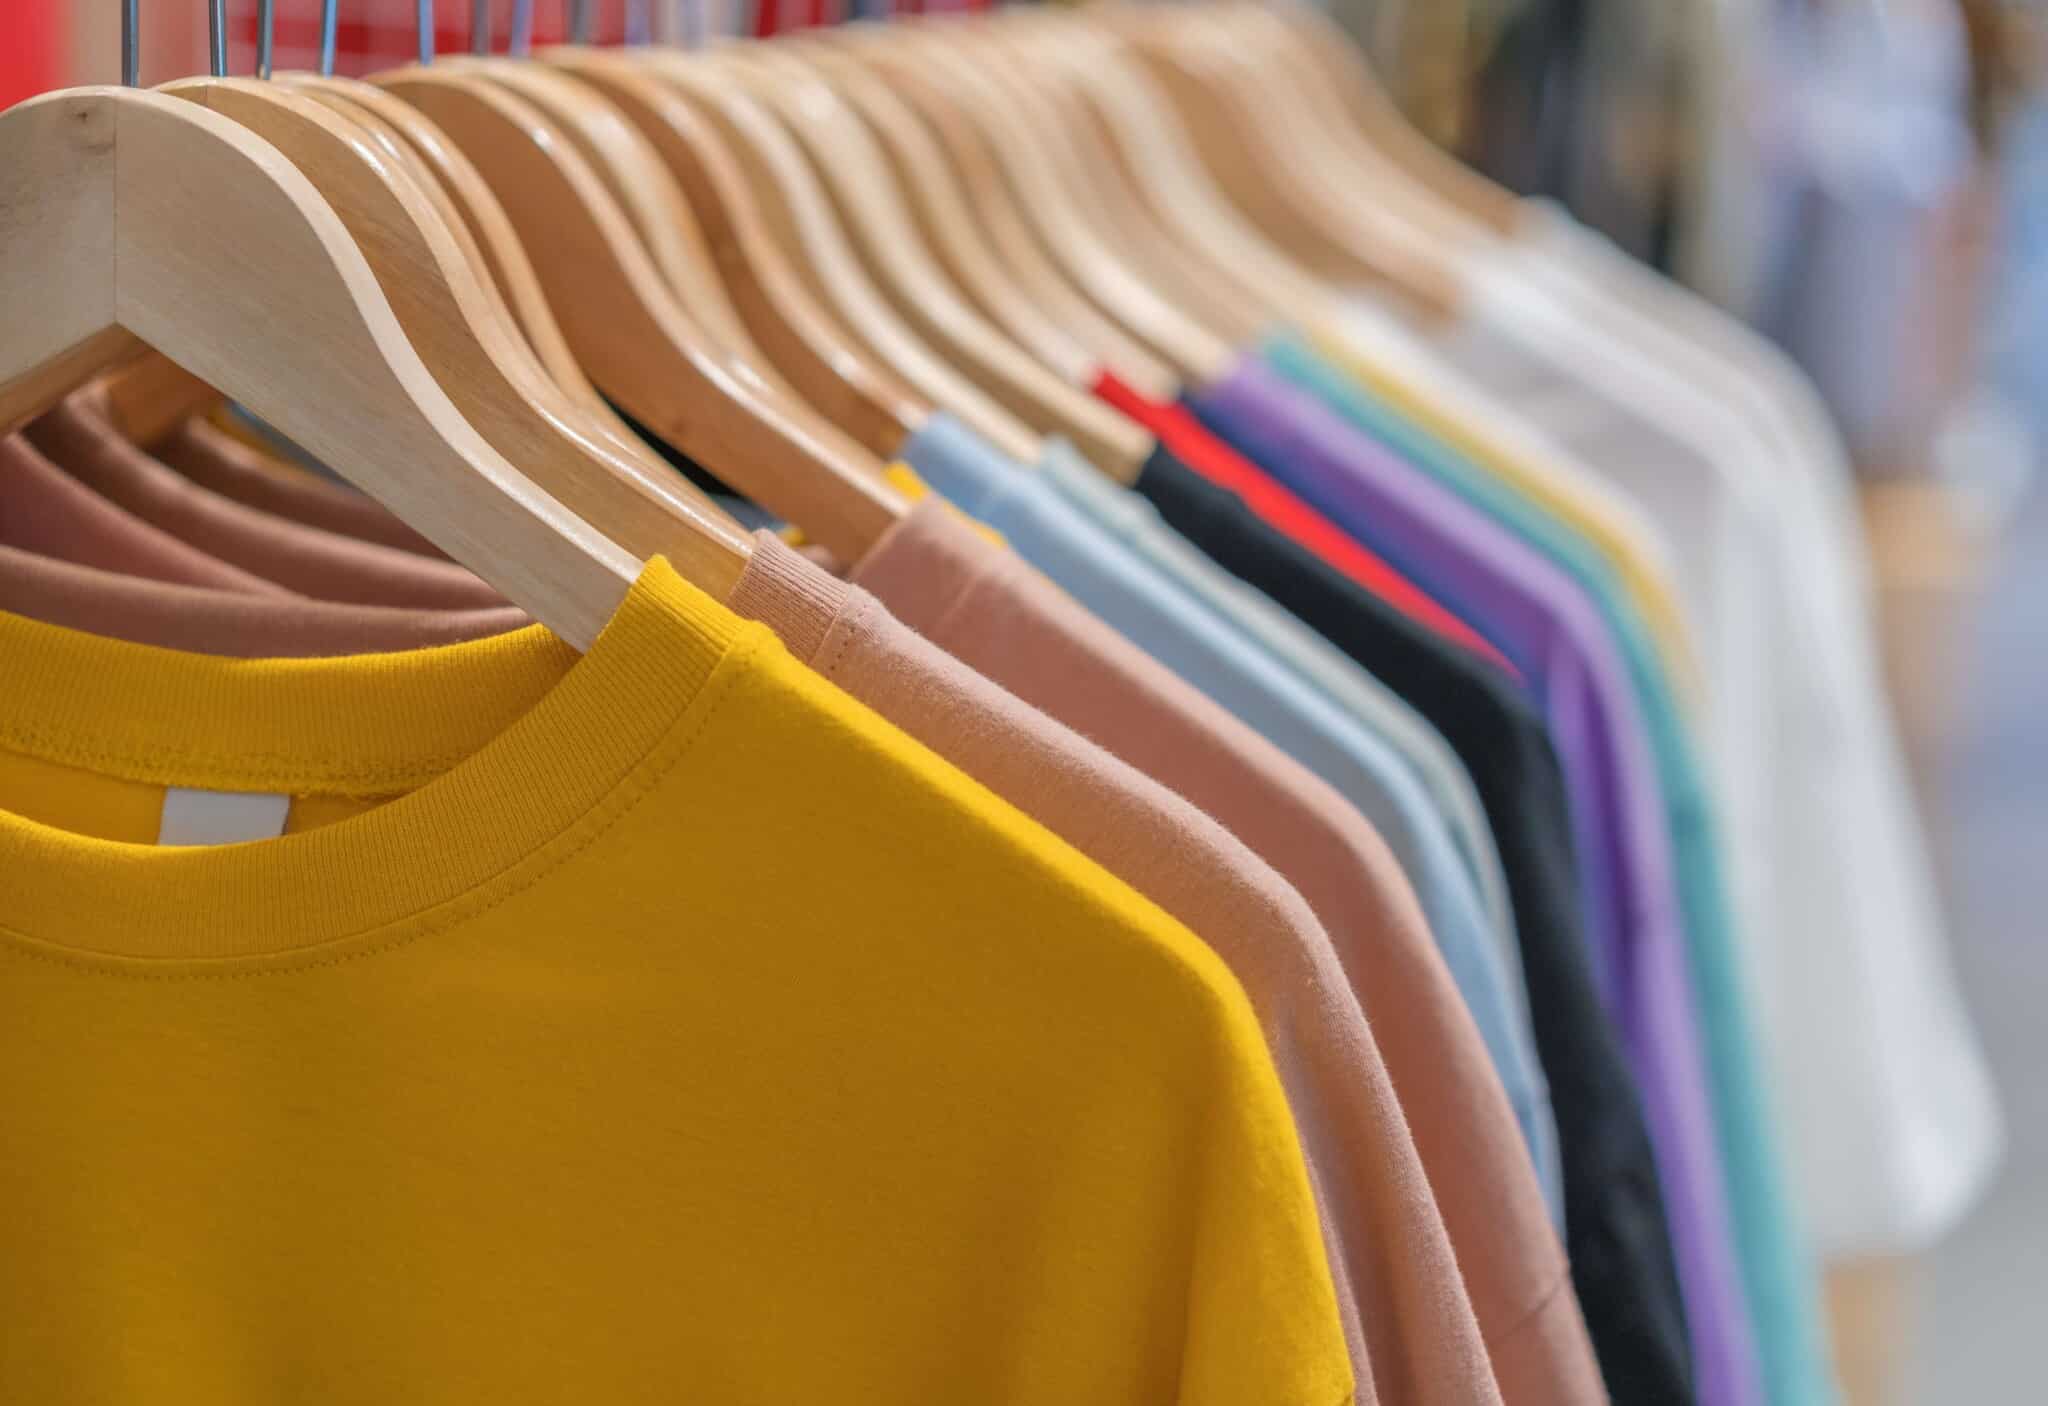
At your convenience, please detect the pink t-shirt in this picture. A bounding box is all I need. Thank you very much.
[155,416,450,561]
[852,502,1604,1406]
[0,544,527,657]
[26,389,503,611]
[0,434,288,597]
[730,530,1502,1406]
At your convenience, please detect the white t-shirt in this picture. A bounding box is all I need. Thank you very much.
[1369,210,2001,1259]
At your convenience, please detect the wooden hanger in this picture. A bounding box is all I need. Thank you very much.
[277,73,608,411]
[89,73,607,452]
[907,23,1260,361]
[269,77,556,372]
[629,49,1045,465]
[1013,17,1333,329]
[848,27,1232,385]
[156,73,754,594]
[1116,9,1466,324]
[787,44,1096,389]
[725,46,1151,480]
[963,26,1272,346]
[441,57,768,370]
[535,45,928,460]
[372,65,906,561]
[95,347,220,448]
[0,88,642,645]
[806,29,1180,402]
[279,71,765,518]
[1199,6,1480,259]
[1243,2,1520,237]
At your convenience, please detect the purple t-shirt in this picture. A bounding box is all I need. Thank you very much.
[1191,357,1762,1406]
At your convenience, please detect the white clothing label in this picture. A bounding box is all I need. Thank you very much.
[158,788,291,847]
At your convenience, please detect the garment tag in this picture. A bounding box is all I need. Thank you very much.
[157,787,291,847]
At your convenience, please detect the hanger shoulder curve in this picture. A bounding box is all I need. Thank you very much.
[373,66,907,563]
[859,34,1232,385]
[447,57,764,366]
[732,50,1147,477]
[828,39,1181,400]
[0,87,636,645]
[279,72,607,411]
[640,52,1043,466]
[537,47,929,459]
[160,75,753,599]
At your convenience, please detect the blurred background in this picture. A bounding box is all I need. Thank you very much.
[5,3,2043,1402]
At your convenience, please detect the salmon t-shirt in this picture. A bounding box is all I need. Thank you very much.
[729,530,1503,1406]
[25,388,503,609]
[853,491,1606,1406]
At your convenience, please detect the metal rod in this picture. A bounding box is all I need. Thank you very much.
[510,0,534,56]
[472,0,492,53]
[625,0,651,45]
[418,0,435,65]
[209,0,228,75]
[319,0,339,75]
[257,0,275,77]
[570,0,594,44]
[122,0,141,86]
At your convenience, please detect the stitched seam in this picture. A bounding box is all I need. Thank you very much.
[0,721,479,793]
[913,551,1008,647]
[0,632,765,980]
[812,595,866,683]
[1488,1266,1579,1347]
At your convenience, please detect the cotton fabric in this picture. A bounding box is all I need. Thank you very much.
[1134,445,1694,1406]
[0,558,1351,1406]
[1499,205,2003,1261]
[1186,366,1760,1406]
[25,389,503,610]
[859,472,1606,1406]
[729,529,1503,1406]
[1259,333,1833,1406]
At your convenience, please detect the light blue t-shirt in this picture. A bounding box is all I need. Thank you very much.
[902,416,1563,1210]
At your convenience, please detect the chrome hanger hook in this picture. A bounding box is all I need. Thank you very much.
[320,0,339,75]
[258,0,275,77]
[121,0,141,86]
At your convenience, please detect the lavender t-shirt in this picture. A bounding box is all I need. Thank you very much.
[1189,360,1761,1406]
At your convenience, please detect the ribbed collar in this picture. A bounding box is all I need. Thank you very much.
[0,558,747,963]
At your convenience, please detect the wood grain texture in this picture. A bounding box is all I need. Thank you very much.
[853,32,1232,386]
[540,46,928,459]
[815,32,1180,401]
[0,87,639,645]
[636,53,1045,468]
[733,48,1150,481]
[374,66,907,563]
[160,76,751,602]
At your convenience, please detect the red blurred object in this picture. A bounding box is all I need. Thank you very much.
[0,1,64,111]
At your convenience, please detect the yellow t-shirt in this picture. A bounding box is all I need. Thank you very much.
[0,560,1350,1406]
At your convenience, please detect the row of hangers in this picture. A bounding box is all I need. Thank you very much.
[0,0,1525,650]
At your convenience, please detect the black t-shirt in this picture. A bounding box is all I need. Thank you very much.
[1135,445,1696,1406]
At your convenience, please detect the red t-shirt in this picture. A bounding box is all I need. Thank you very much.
[1094,370,1516,678]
